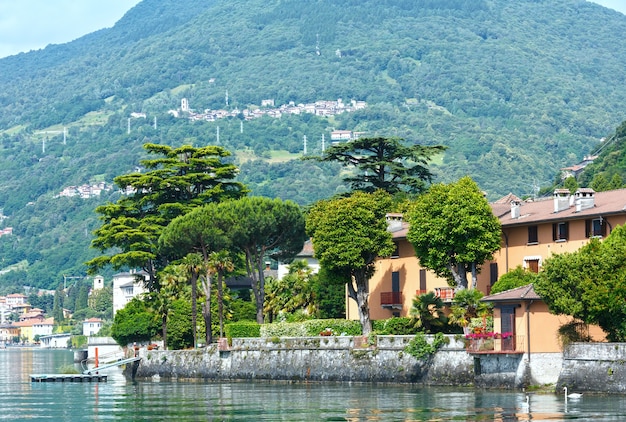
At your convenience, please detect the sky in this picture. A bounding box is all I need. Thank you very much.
[0,0,141,58]
[0,0,624,59]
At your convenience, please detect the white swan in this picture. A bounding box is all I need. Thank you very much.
[563,386,583,399]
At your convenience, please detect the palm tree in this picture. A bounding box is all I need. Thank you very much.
[146,266,182,350]
[447,289,492,332]
[208,250,235,339]
[181,253,204,348]
[409,292,447,333]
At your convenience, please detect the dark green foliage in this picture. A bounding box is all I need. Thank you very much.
[409,292,448,333]
[490,266,539,295]
[166,299,195,350]
[404,332,448,360]
[230,297,258,322]
[535,224,626,342]
[372,317,416,335]
[309,136,445,194]
[225,321,261,340]
[110,298,160,347]
[310,267,346,319]
[2,0,626,290]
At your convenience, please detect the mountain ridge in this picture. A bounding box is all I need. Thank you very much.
[1,0,626,289]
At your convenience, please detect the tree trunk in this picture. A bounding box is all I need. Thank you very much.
[217,272,224,338]
[471,262,477,290]
[449,262,468,290]
[191,272,198,348]
[205,273,213,344]
[352,272,372,336]
[162,312,168,350]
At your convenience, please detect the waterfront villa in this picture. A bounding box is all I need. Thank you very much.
[112,270,149,315]
[83,317,103,336]
[347,188,626,337]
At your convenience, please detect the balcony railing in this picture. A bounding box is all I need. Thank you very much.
[434,287,455,301]
[465,335,525,354]
[380,292,403,308]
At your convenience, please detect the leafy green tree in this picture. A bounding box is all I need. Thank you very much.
[166,299,194,350]
[308,136,445,194]
[590,173,610,192]
[535,224,626,341]
[89,286,113,316]
[306,190,395,335]
[310,267,346,319]
[158,203,231,344]
[490,265,539,295]
[220,196,307,324]
[52,283,65,323]
[409,292,448,333]
[110,298,160,347]
[610,173,623,190]
[563,176,578,194]
[87,143,246,290]
[145,264,184,349]
[406,177,502,290]
[208,250,235,338]
[76,284,89,312]
[264,260,317,322]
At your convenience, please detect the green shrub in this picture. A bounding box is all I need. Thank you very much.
[261,321,307,337]
[373,317,416,335]
[225,321,261,340]
[259,319,362,337]
[404,332,448,360]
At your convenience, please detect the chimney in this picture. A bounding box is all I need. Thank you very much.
[575,188,595,212]
[553,189,571,213]
[511,200,521,219]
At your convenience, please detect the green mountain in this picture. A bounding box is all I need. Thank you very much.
[1,0,626,290]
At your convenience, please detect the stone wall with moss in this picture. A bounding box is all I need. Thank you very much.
[129,335,474,384]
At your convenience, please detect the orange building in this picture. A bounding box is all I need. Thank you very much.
[348,188,626,340]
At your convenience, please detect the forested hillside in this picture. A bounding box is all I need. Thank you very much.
[1,0,626,290]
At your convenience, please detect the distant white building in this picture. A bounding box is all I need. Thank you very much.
[83,318,103,336]
[277,239,319,280]
[112,271,149,315]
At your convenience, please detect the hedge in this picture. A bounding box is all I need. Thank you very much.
[224,321,261,340]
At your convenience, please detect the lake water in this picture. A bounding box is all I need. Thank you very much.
[3,348,626,421]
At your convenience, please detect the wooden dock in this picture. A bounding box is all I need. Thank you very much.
[30,373,108,383]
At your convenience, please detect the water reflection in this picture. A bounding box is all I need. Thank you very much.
[3,349,626,420]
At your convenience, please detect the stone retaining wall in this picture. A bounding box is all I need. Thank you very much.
[130,335,474,384]
[127,337,626,392]
[558,343,626,393]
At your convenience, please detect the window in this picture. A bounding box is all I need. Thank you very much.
[552,221,569,241]
[528,225,538,244]
[391,242,400,258]
[525,258,540,273]
[489,263,498,286]
[586,218,607,238]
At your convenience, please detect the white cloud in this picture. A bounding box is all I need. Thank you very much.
[0,0,141,58]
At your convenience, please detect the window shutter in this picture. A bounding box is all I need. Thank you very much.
[585,219,591,238]
[552,223,557,241]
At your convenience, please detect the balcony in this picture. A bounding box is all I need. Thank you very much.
[380,292,403,309]
[465,335,525,354]
[434,287,455,301]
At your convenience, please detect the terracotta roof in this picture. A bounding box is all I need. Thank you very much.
[493,193,522,204]
[297,239,314,257]
[495,188,626,227]
[84,318,102,323]
[482,284,542,302]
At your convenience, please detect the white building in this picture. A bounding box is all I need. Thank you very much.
[277,239,319,280]
[112,271,149,315]
[83,317,103,336]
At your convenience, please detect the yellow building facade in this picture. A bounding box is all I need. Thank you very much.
[348,188,626,351]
